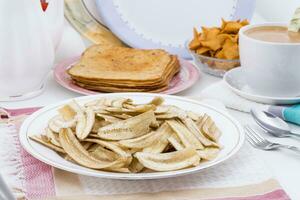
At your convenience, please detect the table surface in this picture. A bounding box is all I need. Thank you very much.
[2,70,300,199]
[2,1,300,197]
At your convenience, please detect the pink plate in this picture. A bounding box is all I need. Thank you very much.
[54,56,199,95]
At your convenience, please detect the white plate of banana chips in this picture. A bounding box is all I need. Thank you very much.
[20,93,244,180]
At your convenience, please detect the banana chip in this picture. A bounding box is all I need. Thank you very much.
[48,115,76,133]
[123,104,156,113]
[143,123,174,153]
[149,96,164,106]
[181,117,218,147]
[91,119,110,133]
[81,107,95,139]
[154,105,171,114]
[30,97,222,173]
[46,127,61,147]
[69,100,85,113]
[98,110,155,140]
[135,148,200,171]
[59,128,124,169]
[131,123,175,172]
[75,112,87,139]
[90,146,125,171]
[197,147,220,160]
[168,134,184,150]
[155,113,178,119]
[74,107,96,140]
[111,98,133,108]
[186,111,201,121]
[112,113,132,120]
[119,122,169,149]
[96,113,122,123]
[48,116,61,133]
[84,138,130,158]
[167,120,204,150]
[88,133,102,139]
[30,135,65,153]
[198,114,221,142]
[58,105,76,121]
[128,157,144,173]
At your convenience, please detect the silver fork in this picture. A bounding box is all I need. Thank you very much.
[245,125,300,154]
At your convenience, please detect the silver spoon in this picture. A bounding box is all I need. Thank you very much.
[250,108,300,139]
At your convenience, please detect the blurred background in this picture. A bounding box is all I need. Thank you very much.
[57,0,300,63]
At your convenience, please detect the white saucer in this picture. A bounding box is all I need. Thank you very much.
[223,68,300,105]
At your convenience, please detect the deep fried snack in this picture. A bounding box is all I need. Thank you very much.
[30,97,222,173]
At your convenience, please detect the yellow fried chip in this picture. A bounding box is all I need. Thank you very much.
[220,18,227,30]
[240,19,249,26]
[223,38,236,49]
[221,21,243,34]
[189,38,201,50]
[196,47,210,55]
[202,27,221,40]
[222,39,239,59]
[189,28,202,50]
[215,49,225,59]
[189,18,248,62]
[217,33,237,46]
[193,27,199,38]
[201,39,222,51]
[231,34,239,43]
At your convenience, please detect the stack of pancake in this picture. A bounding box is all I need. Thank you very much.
[67,46,180,92]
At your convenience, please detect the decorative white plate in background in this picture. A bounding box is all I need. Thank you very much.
[20,93,244,180]
[96,0,255,58]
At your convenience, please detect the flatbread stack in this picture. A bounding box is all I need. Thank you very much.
[67,46,180,93]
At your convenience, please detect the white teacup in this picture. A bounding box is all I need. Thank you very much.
[239,23,300,97]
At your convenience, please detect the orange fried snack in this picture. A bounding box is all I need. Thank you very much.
[189,28,202,50]
[189,18,249,60]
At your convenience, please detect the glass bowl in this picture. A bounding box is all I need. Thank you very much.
[186,42,240,77]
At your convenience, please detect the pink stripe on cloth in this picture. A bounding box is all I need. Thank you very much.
[20,144,56,199]
[13,108,56,199]
[6,107,41,117]
[209,189,290,200]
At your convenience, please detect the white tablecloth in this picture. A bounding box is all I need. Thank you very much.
[2,70,300,199]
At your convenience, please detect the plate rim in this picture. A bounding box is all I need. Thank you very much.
[224,68,300,104]
[95,0,255,58]
[19,93,244,180]
[53,56,200,96]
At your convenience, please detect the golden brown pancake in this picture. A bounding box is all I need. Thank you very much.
[70,57,179,86]
[67,46,180,93]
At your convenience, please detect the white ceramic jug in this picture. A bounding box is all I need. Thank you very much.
[0,0,63,101]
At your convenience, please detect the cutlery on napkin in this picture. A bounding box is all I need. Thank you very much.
[200,80,300,125]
